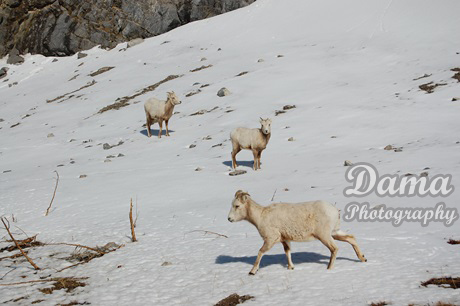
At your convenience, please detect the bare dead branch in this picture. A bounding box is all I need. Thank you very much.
[56,244,124,272]
[129,199,137,242]
[45,242,106,255]
[188,230,228,238]
[45,171,60,216]
[1,217,40,270]
[13,225,30,238]
[56,261,88,273]
[0,251,28,261]
[134,197,139,228]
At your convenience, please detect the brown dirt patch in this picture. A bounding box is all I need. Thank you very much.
[47,80,96,103]
[419,82,447,93]
[214,294,254,306]
[190,65,213,72]
[235,71,249,77]
[186,89,201,97]
[39,277,86,294]
[421,277,460,289]
[89,66,114,77]
[413,73,432,81]
[447,239,460,245]
[452,68,460,82]
[57,301,90,306]
[98,74,182,114]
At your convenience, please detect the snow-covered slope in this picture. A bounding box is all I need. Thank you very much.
[1,0,460,305]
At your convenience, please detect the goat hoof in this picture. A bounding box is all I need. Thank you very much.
[288,266,294,270]
[249,272,256,275]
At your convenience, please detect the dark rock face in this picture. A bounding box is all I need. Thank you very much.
[0,0,255,57]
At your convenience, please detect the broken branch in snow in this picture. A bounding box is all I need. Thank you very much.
[1,217,40,270]
[130,198,137,242]
[46,242,106,255]
[56,261,88,273]
[45,171,59,216]
[188,230,228,238]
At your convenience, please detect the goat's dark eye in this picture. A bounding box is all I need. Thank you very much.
[235,205,240,209]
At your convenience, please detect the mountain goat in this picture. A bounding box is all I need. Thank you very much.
[144,91,181,138]
[230,118,271,170]
[228,190,367,275]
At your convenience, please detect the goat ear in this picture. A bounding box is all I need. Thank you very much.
[234,190,250,202]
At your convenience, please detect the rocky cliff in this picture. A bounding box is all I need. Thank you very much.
[0,0,255,57]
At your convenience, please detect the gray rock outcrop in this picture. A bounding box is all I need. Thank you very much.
[0,0,255,57]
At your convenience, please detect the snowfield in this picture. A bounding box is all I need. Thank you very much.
[1,0,460,305]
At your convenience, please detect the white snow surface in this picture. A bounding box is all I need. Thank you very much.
[1,0,460,305]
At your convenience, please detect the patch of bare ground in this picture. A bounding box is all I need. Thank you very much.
[275,105,296,116]
[190,106,219,116]
[369,302,390,306]
[411,302,459,306]
[39,277,86,294]
[447,239,460,245]
[89,66,114,77]
[421,277,460,289]
[186,89,201,97]
[0,235,43,253]
[3,296,28,303]
[452,68,460,82]
[419,82,447,93]
[47,80,96,103]
[190,65,213,72]
[235,71,249,77]
[413,73,432,81]
[53,242,123,272]
[214,294,254,306]
[98,74,182,114]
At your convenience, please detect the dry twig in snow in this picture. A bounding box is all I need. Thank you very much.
[130,199,137,242]
[45,171,59,216]
[188,230,228,238]
[1,217,40,270]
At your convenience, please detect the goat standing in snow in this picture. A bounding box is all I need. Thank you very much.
[228,190,367,275]
[144,91,181,138]
[230,118,271,170]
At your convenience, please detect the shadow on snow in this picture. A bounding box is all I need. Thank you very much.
[140,129,175,137]
[216,252,361,268]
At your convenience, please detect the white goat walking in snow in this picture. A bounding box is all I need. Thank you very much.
[144,91,181,138]
[230,118,271,170]
[228,190,367,275]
